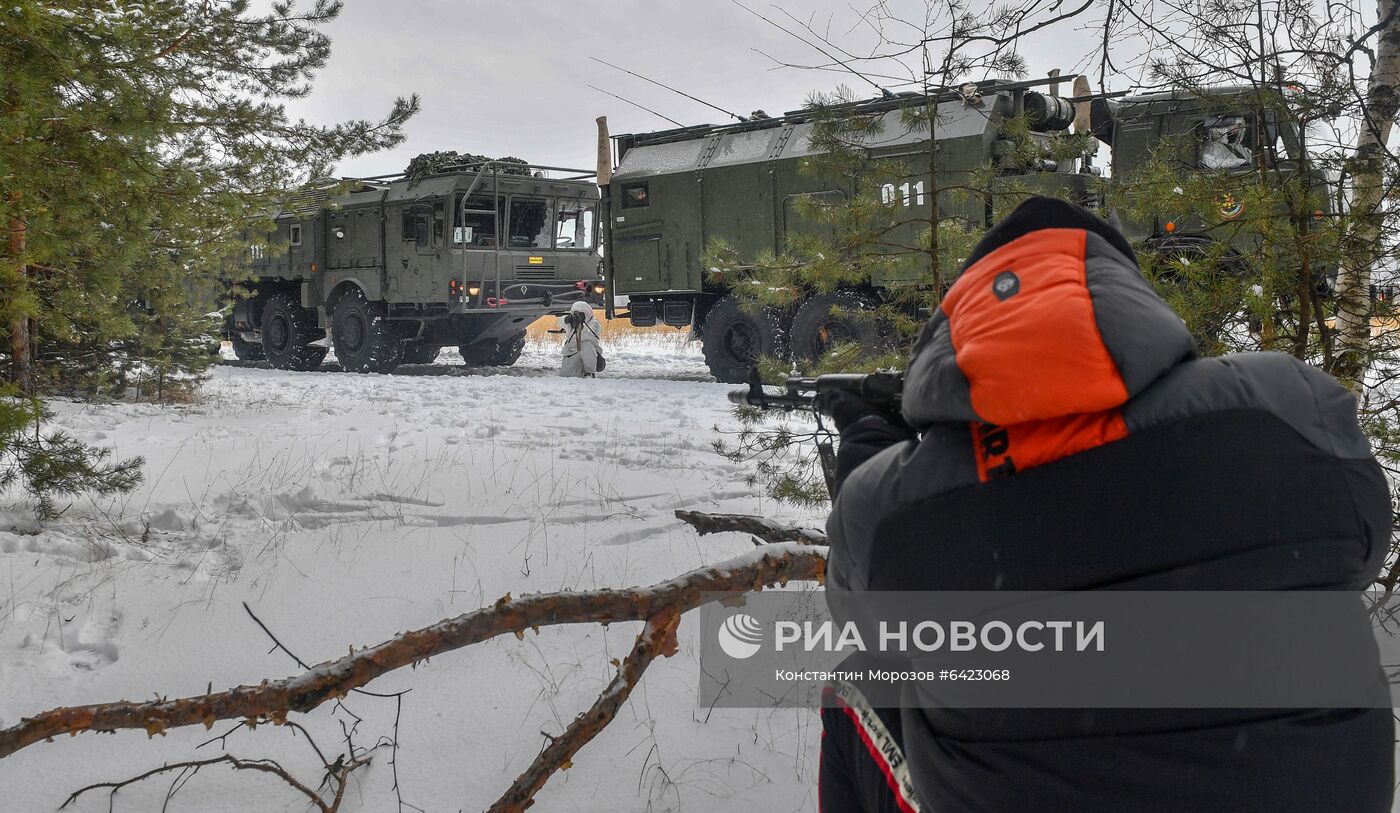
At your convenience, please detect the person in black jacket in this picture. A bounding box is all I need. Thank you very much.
[816,196,1393,812]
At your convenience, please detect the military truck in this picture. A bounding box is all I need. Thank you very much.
[1093,85,1335,245]
[598,76,1333,382]
[228,162,605,373]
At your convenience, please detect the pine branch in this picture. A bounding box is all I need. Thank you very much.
[151,1,211,63]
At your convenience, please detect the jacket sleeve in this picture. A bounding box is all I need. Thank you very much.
[826,422,980,593]
[831,414,917,498]
[819,711,864,813]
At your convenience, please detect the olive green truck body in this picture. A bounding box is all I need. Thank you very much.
[229,163,605,373]
[601,77,1327,382]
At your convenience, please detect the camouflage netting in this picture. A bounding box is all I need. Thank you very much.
[405,151,531,182]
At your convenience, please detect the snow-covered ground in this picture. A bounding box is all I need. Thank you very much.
[0,335,826,812]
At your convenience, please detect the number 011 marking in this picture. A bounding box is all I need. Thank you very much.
[881,181,927,207]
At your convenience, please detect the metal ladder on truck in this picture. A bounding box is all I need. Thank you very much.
[451,160,600,311]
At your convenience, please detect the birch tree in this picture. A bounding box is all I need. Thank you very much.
[1334,0,1400,388]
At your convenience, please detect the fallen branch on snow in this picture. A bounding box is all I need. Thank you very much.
[487,606,682,813]
[1,543,825,809]
[61,749,372,813]
[675,509,827,545]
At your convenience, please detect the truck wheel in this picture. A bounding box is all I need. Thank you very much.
[331,288,403,374]
[700,295,787,384]
[230,333,264,361]
[261,293,326,371]
[790,290,883,363]
[401,342,441,365]
[459,331,526,367]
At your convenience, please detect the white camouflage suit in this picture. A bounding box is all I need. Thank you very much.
[558,300,602,377]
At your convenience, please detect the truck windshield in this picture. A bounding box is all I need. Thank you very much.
[454,194,503,248]
[509,196,553,249]
[556,199,597,250]
[1199,115,1253,170]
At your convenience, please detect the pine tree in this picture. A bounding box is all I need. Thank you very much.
[0,0,418,513]
[3,0,419,392]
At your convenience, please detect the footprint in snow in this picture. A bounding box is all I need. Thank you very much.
[63,609,122,671]
[599,524,673,547]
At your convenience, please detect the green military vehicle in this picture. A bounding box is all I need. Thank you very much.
[1093,85,1333,242]
[229,162,605,373]
[599,76,1332,382]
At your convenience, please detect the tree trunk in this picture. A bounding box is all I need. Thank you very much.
[5,191,29,395]
[925,86,942,291]
[1330,0,1400,388]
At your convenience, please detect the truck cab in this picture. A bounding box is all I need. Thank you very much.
[1093,86,1329,241]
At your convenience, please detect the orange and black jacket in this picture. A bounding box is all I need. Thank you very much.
[823,197,1393,812]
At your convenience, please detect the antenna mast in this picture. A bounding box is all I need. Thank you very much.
[590,57,748,122]
[587,84,685,127]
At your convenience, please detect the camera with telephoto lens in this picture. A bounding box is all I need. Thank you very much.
[564,310,586,330]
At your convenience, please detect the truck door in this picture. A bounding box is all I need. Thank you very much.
[1108,113,1164,242]
[385,202,441,301]
[287,220,310,277]
[384,204,416,301]
[613,230,663,293]
[611,179,665,293]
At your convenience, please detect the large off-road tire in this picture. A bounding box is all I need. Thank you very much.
[459,331,526,367]
[331,287,403,374]
[700,295,788,384]
[261,293,327,371]
[230,333,264,361]
[401,341,441,365]
[789,289,884,363]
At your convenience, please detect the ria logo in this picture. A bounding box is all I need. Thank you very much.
[717,613,764,659]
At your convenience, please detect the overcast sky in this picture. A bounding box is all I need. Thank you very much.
[290,1,1110,178]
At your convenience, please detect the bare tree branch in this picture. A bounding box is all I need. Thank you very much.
[486,606,683,813]
[0,545,826,761]
[675,509,828,544]
[59,751,370,813]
